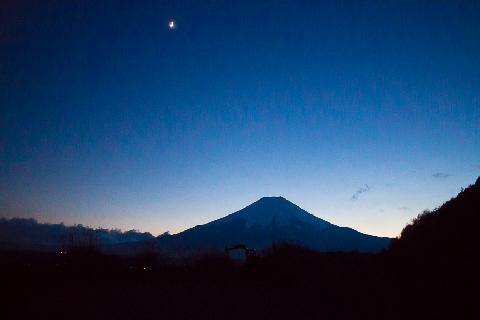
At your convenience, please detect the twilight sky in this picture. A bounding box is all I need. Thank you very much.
[1,0,479,237]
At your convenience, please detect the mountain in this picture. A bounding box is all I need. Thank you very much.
[141,197,391,254]
[0,218,154,251]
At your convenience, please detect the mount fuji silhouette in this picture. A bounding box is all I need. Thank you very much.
[126,197,391,254]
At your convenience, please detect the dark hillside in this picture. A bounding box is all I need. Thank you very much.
[389,177,480,258]
[385,177,480,319]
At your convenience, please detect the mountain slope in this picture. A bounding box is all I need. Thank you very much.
[151,197,391,253]
[384,178,480,319]
[388,177,480,257]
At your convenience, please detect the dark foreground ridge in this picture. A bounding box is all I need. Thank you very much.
[1,177,479,319]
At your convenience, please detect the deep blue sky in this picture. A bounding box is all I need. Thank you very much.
[1,0,479,237]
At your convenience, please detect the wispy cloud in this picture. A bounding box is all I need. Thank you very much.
[432,172,450,179]
[398,206,409,211]
[351,184,370,201]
